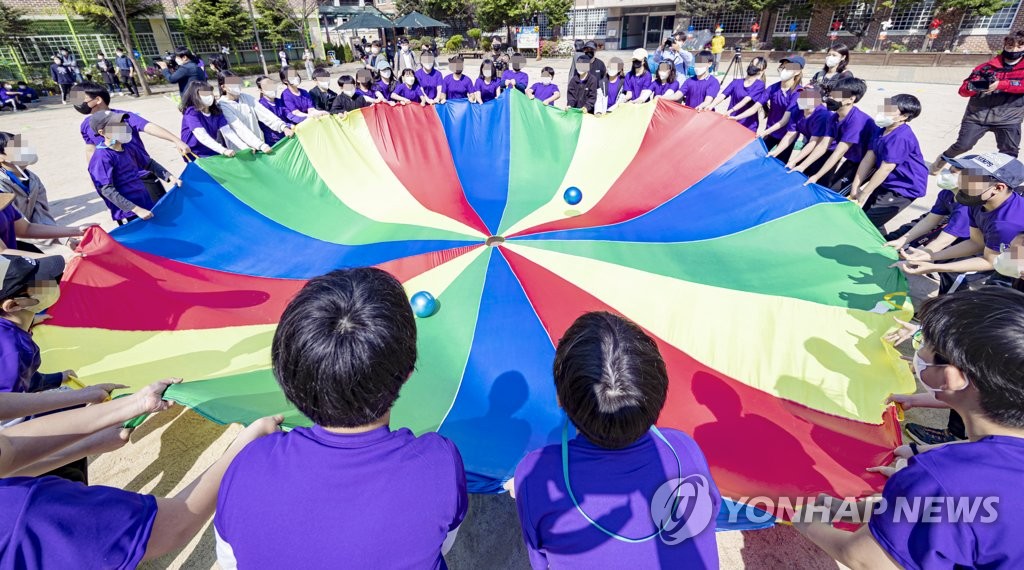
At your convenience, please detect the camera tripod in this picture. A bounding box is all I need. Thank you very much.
[720,50,745,83]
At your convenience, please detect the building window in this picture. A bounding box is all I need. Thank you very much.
[689,11,760,34]
[963,0,1021,30]
[887,0,937,32]
[566,8,608,38]
[773,0,812,35]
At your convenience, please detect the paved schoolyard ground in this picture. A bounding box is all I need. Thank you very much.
[1,57,993,569]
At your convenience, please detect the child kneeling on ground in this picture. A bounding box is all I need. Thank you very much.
[215,267,468,568]
[513,311,721,569]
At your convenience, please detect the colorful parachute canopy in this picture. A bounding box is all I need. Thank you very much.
[37,90,913,528]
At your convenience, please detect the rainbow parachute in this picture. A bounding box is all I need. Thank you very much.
[37,90,913,528]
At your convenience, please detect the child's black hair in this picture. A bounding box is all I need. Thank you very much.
[828,76,867,103]
[72,81,110,105]
[337,74,356,88]
[216,69,238,88]
[696,50,714,63]
[553,312,669,449]
[179,81,221,115]
[313,67,330,79]
[255,75,274,93]
[272,268,417,428]
[278,67,301,83]
[541,66,554,77]
[479,59,498,81]
[655,61,676,85]
[0,131,15,154]
[174,46,197,63]
[890,93,922,121]
[919,288,1024,428]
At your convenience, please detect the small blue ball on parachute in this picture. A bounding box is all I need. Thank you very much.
[410,291,439,318]
[563,187,583,206]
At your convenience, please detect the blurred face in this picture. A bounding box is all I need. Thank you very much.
[796,90,821,110]
[260,79,279,98]
[102,122,132,145]
[0,135,38,166]
[995,234,1024,278]
[483,65,494,78]
[403,70,415,85]
[609,58,624,76]
[878,99,905,123]
[779,62,801,80]
[957,170,1000,196]
[356,70,372,84]
[694,58,712,76]
[197,86,215,106]
[451,61,464,73]
[286,70,301,86]
[223,77,243,96]
[422,54,435,69]
[657,63,671,80]
[576,61,590,75]
[341,82,356,96]
[512,55,525,70]
[316,75,331,89]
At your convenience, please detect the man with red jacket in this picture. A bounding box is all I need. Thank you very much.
[931,31,1024,174]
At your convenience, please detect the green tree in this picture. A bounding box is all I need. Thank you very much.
[467,27,482,47]
[676,0,738,17]
[181,0,252,49]
[530,0,571,38]
[61,0,161,95]
[254,0,318,48]
[476,0,528,38]
[0,0,26,44]
[395,0,475,30]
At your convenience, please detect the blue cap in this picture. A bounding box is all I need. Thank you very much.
[779,55,806,68]
[945,152,1024,189]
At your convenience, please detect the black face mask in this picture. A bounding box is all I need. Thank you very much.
[954,188,991,207]
[73,101,92,115]
[584,49,594,58]
[1004,49,1024,62]
[632,60,642,69]
[824,97,842,111]
[746,65,760,76]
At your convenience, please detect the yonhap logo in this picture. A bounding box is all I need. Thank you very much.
[650,475,716,545]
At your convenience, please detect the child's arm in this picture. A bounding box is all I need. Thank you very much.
[191,127,237,157]
[707,92,729,112]
[390,91,411,104]
[142,123,192,156]
[884,213,945,249]
[760,110,792,138]
[662,87,683,103]
[793,505,901,570]
[145,415,283,561]
[0,379,176,476]
[544,91,561,106]
[0,384,123,422]
[437,84,447,104]
[852,161,896,205]
[219,123,269,154]
[805,142,851,185]
[850,150,877,196]
[695,93,716,110]
[13,217,86,241]
[526,87,536,99]
[767,131,797,158]
[791,135,832,172]
[6,426,129,478]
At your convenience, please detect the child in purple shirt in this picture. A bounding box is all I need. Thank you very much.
[415,51,444,104]
[255,75,292,145]
[527,66,560,106]
[501,53,529,93]
[804,77,880,191]
[87,111,170,223]
[178,82,246,159]
[279,68,325,123]
[624,49,653,103]
[795,288,1024,570]
[442,55,476,102]
[376,65,397,100]
[771,86,837,171]
[850,94,928,229]
[215,268,468,568]
[709,56,768,132]
[472,60,502,104]
[392,68,428,105]
[355,69,388,104]
[760,56,804,162]
[604,57,626,112]
[514,312,720,569]
[680,51,720,109]
[651,61,682,102]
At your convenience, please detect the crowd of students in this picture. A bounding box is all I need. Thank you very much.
[1,35,1024,569]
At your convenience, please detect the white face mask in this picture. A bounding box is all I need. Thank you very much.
[317,81,330,89]
[797,98,815,110]
[874,113,896,128]
[913,351,969,393]
[994,249,1024,277]
[937,169,959,190]
[694,66,709,76]
[371,47,380,54]
[779,69,797,81]
[404,76,415,86]
[483,69,493,78]
[381,70,392,79]
[658,71,670,80]
[825,55,842,68]
[343,89,356,97]
[289,77,301,86]
[226,86,242,96]
[423,61,434,70]
[199,94,215,106]
[541,77,552,85]
[8,146,38,166]
[107,129,133,145]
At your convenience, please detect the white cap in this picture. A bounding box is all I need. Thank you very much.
[632,48,648,60]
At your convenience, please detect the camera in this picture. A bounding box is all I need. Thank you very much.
[664,38,675,49]
[734,45,743,53]
[155,52,178,71]
[969,66,998,91]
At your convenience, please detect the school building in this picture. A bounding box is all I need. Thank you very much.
[564,0,1024,53]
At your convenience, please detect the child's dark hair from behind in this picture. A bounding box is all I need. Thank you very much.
[337,74,355,89]
[890,93,922,121]
[553,312,668,449]
[828,76,867,103]
[313,67,330,80]
[271,267,417,428]
[541,66,555,78]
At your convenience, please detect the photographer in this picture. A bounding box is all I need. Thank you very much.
[930,31,1024,174]
[156,47,205,95]
[655,37,687,77]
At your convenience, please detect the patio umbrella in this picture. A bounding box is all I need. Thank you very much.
[394,11,449,29]
[334,12,396,31]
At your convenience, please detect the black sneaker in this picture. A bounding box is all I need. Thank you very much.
[905,423,961,445]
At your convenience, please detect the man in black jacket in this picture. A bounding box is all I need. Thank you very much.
[582,41,607,84]
[156,48,204,95]
[567,56,599,114]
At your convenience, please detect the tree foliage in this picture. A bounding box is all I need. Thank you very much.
[394,0,475,29]
[254,0,316,48]
[0,0,26,44]
[530,0,572,30]
[676,0,738,16]
[61,0,161,95]
[475,0,529,32]
[181,0,252,48]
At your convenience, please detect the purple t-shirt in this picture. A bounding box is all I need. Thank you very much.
[79,109,151,160]
[501,69,529,91]
[723,78,767,132]
[356,86,378,101]
[606,77,624,107]
[0,204,21,250]
[258,97,290,145]
[392,82,424,102]
[765,81,800,129]
[416,68,444,99]
[0,318,35,393]
[180,107,229,158]
[869,435,1024,569]
[651,79,680,98]
[514,428,721,569]
[529,82,558,104]
[474,78,501,102]
[281,87,315,123]
[215,425,468,568]
[0,476,157,569]
[788,105,836,139]
[87,144,156,220]
[832,106,879,164]
[443,74,475,100]
[624,72,653,101]
[870,124,928,199]
[969,191,1024,250]
[375,80,394,99]
[681,75,720,108]
[930,189,971,239]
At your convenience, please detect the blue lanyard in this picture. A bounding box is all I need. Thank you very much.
[560,420,683,543]
[4,170,29,194]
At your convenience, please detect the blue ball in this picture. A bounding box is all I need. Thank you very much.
[563,187,583,206]
[410,291,438,318]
